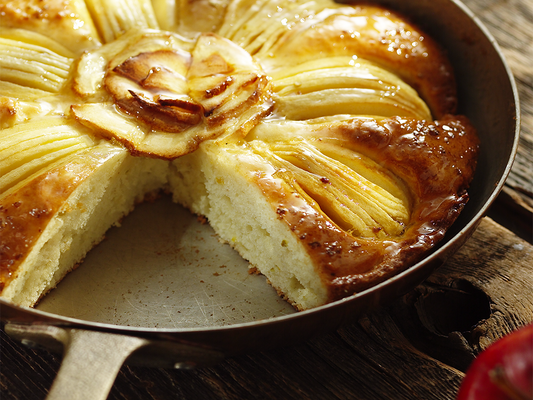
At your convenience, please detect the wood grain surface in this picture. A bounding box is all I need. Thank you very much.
[1,0,532,399]
[471,0,532,200]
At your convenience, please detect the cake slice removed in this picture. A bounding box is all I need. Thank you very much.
[170,139,330,309]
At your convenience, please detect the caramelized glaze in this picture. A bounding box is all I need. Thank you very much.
[247,115,478,302]
[0,150,114,290]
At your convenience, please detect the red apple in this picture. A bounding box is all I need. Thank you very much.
[456,323,533,400]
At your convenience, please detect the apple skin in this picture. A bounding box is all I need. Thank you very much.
[456,323,533,400]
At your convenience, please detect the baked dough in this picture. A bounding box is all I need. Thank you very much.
[0,0,478,310]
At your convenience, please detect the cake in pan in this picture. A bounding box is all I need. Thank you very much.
[0,0,479,310]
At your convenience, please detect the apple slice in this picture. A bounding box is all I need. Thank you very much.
[248,138,410,238]
[0,35,74,93]
[0,117,96,196]
[271,56,431,120]
[0,1,101,54]
[83,0,159,43]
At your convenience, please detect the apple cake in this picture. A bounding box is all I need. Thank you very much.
[0,0,479,310]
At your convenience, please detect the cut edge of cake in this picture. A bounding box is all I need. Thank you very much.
[0,145,168,307]
[170,142,330,310]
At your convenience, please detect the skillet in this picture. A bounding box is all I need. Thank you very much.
[0,0,520,399]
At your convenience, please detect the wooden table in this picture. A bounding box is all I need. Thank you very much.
[1,0,532,398]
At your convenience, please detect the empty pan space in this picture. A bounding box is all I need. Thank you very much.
[36,195,296,328]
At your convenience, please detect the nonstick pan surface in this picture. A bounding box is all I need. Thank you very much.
[0,0,520,391]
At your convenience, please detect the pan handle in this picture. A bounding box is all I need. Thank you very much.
[6,322,226,399]
[6,323,148,400]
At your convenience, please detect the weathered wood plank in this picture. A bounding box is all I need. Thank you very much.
[388,217,533,368]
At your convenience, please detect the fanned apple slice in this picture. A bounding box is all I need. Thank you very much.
[248,115,480,211]
[270,56,431,120]
[217,0,457,118]
[0,82,49,101]
[218,0,333,55]
[0,118,97,196]
[0,28,76,59]
[0,29,78,127]
[83,0,159,43]
[261,5,457,117]
[248,139,411,238]
[0,29,75,95]
[0,35,74,93]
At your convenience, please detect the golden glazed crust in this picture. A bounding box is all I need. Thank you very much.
[247,115,478,302]
[0,150,111,291]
